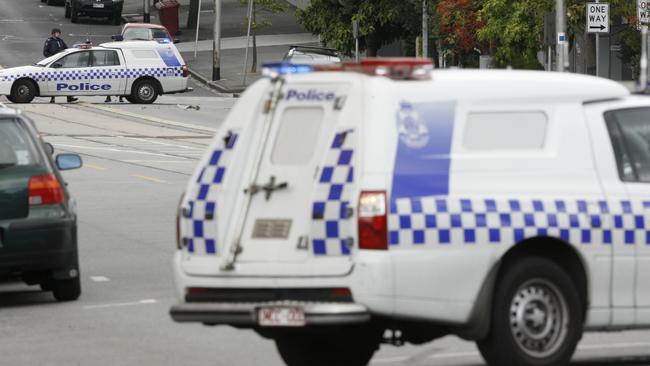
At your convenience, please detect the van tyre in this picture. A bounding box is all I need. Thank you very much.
[124,95,136,104]
[275,329,380,366]
[131,79,159,104]
[52,277,81,302]
[10,79,37,104]
[477,257,582,366]
[64,2,71,18]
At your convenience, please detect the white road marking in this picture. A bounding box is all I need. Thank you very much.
[54,143,193,158]
[372,341,650,364]
[89,276,110,282]
[83,299,158,310]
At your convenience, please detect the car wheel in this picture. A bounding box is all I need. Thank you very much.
[70,5,79,23]
[131,79,159,104]
[6,95,16,103]
[10,79,37,104]
[64,2,71,18]
[124,95,136,104]
[477,257,582,366]
[52,277,81,302]
[275,328,381,366]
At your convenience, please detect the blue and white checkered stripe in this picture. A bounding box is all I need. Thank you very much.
[181,133,239,255]
[389,197,650,247]
[2,67,182,82]
[310,130,355,256]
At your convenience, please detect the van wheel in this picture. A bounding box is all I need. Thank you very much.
[64,2,71,18]
[10,79,37,104]
[51,277,81,302]
[131,79,159,104]
[477,257,582,366]
[275,328,381,366]
[124,95,136,104]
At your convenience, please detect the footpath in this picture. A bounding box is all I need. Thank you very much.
[121,0,318,93]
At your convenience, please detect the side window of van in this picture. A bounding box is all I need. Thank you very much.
[463,111,548,150]
[605,108,650,182]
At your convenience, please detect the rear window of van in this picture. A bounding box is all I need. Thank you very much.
[463,111,548,150]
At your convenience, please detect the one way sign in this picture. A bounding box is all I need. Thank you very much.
[587,3,609,33]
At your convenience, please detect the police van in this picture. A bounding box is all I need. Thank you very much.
[170,59,650,366]
[0,41,189,104]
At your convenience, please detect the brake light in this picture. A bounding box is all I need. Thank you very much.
[181,65,189,77]
[358,191,388,250]
[28,174,64,205]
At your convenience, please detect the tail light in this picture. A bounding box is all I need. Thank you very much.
[358,191,388,250]
[181,65,189,78]
[176,193,185,250]
[28,174,64,205]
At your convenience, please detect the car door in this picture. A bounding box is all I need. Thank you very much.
[89,50,125,95]
[601,106,650,326]
[47,50,91,96]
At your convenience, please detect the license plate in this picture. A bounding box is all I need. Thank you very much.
[252,219,292,239]
[93,3,104,8]
[257,307,305,327]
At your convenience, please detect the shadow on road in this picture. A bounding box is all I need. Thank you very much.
[572,356,650,365]
[0,280,55,308]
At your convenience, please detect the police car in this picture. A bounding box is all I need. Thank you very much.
[170,59,650,366]
[0,41,189,104]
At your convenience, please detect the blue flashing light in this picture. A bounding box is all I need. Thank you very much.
[262,62,313,77]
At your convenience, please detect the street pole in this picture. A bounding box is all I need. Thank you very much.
[422,0,428,58]
[640,26,648,92]
[212,0,221,81]
[143,0,150,23]
[595,0,600,76]
[242,0,254,85]
[194,0,202,59]
[556,0,565,72]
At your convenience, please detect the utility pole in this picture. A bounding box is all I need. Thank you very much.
[595,0,600,77]
[143,0,150,23]
[422,0,428,58]
[212,0,221,81]
[555,0,565,72]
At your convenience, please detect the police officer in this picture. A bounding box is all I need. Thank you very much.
[43,28,78,103]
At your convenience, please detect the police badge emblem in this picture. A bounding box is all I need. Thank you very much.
[396,101,429,149]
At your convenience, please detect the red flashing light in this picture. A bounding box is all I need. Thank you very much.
[28,174,64,205]
[358,191,388,250]
[315,58,433,80]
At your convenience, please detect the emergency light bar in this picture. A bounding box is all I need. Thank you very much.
[262,58,433,80]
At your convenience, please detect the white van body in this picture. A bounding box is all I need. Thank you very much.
[0,41,189,104]
[170,64,650,366]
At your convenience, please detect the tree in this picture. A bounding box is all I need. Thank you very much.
[240,0,289,72]
[436,0,483,67]
[296,0,421,57]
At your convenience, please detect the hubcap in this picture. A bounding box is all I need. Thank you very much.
[509,278,569,358]
[17,85,29,96]
[139,84,154,101]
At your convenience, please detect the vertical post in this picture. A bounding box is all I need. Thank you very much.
[640,26,648,92]
[422,0,428,58]
[595,0,600,77]
[556,0,565,72]
[212,0,221,81]
[143,0,150,23]
[547,45,552,71]
[242,0,254,85]
[352,20,359,63]
[194,0,202,59]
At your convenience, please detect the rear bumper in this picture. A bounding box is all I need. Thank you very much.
[170,301,370,326]
[77,5,122,16]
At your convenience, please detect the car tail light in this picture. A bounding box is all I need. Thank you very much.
[181,65,189,77]
[176,193,185,250]
[28,174,64,205]
[358,191,388,250]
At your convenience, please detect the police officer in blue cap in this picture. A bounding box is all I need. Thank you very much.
[43,28,78,103]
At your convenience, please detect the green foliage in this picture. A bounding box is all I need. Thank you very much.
[240,0,289,29]
[296,0,420,56]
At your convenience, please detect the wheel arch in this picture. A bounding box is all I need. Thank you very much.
[131,76,163,95]
[456,236,589,341]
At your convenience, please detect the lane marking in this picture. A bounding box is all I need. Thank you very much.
[77,103,217,133]
[131,174,166,183]
[83,299,158,310]
[90,276,110,282]
[54,143,192,159]
[84,163,106,171]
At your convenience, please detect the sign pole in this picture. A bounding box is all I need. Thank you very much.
[595,0,599,77]
[422,0,428,59]
[212,0,221,81]
[194,0,202,60]
[556,0,566,72]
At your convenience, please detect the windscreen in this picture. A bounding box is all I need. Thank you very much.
[0,118,42,168]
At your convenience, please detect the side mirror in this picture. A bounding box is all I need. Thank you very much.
[55,154,83,171]
[111,34,124,41]
[44,142,54,155]
[51,63,62,69]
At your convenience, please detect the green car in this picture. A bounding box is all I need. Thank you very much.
[0,104,82,301]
